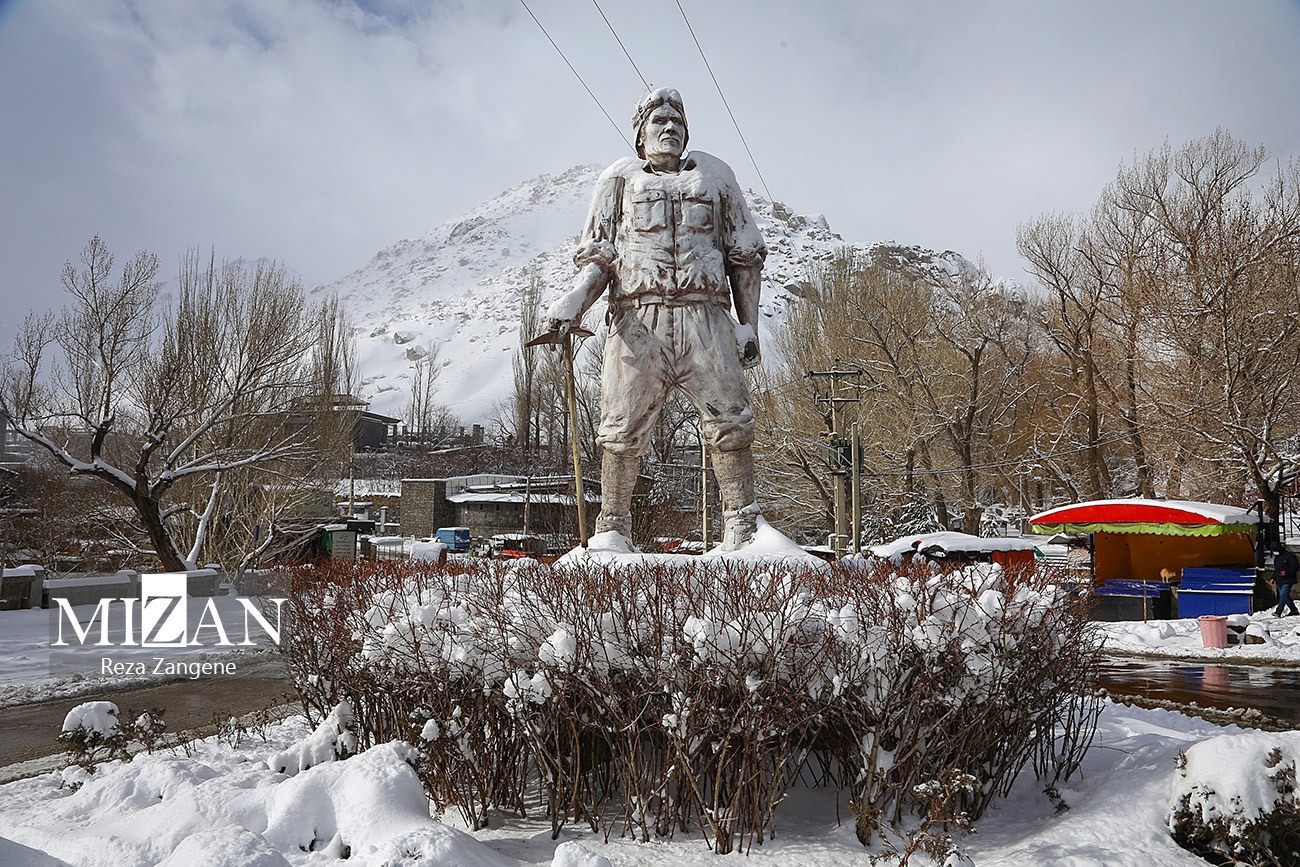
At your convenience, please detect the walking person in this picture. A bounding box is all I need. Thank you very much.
[1272,541,1299,617]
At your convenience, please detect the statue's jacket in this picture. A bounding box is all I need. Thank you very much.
[574,151,767,311]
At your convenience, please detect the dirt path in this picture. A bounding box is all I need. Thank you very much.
[0,655,298,769]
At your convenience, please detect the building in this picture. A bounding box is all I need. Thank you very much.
[400,474,599,541]
[354,410,403,451]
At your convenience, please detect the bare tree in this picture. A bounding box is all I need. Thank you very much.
[513,273,543,449]
[1017,131,1300,514]
[779,250,1035,533]
[407,345,448,447]
[1017,214,1115,499]
[1,238,353,571]
[1112,132,1300,517]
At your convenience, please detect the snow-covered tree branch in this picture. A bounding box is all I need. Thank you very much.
[0,237,356,571]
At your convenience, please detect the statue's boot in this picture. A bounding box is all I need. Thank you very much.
[713,447,760,552]
[594,451,639,541]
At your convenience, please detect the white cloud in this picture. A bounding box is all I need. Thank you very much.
[1,0,1297,322]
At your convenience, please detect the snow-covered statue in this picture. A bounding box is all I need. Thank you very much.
[545,88,767,551]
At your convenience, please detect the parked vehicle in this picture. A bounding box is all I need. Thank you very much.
[435,526,472,552]
[489,533,548,560]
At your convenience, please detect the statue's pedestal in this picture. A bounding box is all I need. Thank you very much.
[554,517,825,569]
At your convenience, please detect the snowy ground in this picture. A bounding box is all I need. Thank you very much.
[1100,610,1300,664]
[0,695,1287,867]
[2,586,1298,865]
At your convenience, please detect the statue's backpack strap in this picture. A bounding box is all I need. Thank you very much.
[716,186,727,251]
[605,174,627,324]
[612,174,626,234]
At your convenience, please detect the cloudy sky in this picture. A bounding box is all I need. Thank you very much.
[2,0,1298,332]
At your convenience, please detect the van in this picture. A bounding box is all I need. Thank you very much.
[435,527,472,552]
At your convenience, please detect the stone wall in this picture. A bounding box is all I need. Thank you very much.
[399,479,456,539]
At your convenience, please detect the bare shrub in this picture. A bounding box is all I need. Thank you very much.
[1169,741,1300,865]
[59,705,168,786]
[277,555,1101,853]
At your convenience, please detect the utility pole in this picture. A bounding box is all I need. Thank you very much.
[700,440,710,549]
[851,421,862,555]
[807,364,864,558]
[523,475,532,535]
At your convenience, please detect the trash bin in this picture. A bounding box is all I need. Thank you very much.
[1197,615,1228,649]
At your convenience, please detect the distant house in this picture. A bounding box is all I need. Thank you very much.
[354,410,403,451]
[282,394,403,451]
[0,408,36,469]
[400,474,600,541]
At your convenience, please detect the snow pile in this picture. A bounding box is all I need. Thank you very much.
[1168,730,1300,863]
[0,712,539,867]
[262,741,431,858]
[550,841,613,867]
[1,684,1265,865]
[154,826,292,867]
[410,540,448,562]
[61,701,119,737]
[561,515,824,568]
[1102,613,1300,661]
[266,701,358,776]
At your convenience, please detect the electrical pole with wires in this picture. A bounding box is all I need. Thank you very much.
[808,364,864,558]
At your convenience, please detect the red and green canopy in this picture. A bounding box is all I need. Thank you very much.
[1029,498,1257,538]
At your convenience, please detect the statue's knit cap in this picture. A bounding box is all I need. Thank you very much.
[632,88,688,158]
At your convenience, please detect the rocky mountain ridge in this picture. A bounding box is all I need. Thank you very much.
[318,163,969,426]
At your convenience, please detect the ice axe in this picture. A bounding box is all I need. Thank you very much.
[526,324,594,547]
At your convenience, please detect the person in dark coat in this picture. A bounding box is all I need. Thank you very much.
[1272,542,1299,617]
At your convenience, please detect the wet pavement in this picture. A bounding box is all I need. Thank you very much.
[1097,657,1300,727]
[0,654,298,768]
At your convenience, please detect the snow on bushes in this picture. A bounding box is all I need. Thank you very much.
[280,557,1102,854]
[58,700,168,783]
[266,700,358,775]
[1169,730,1300,865]
[62,701,121,737]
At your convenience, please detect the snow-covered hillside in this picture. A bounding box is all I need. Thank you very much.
[319,163,965,426]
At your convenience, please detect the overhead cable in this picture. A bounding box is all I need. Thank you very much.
[674,0,774,202]
[592,0,649,89]
[518,0,632,151]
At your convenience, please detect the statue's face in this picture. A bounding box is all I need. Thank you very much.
[642,104,685,162]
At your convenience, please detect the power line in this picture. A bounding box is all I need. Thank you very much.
[517,0,632,152]
[673,0,774,203]
[591,0,649,90]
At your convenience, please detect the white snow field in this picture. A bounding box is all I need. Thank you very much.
[2,554,1298,866]
[0,696,1290,867]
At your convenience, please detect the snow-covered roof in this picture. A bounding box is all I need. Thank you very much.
[870,531,1039,559]
[1030,498,1258,535]
[334,478,402,498]
[447,491,598,505]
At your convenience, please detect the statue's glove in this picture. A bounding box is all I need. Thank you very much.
[545,317,574,343]
[735,322,761,369]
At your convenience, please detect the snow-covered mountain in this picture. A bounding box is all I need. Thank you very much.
[318,164,966,426]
